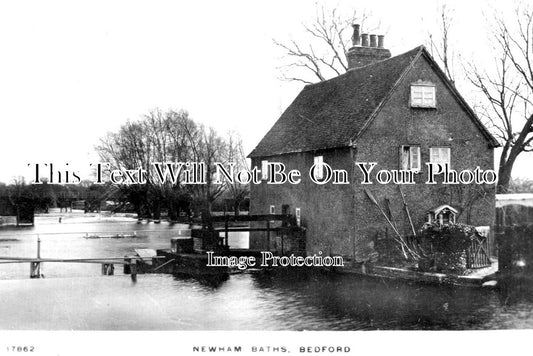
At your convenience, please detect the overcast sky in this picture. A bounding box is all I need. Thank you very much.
[0,0,531,184]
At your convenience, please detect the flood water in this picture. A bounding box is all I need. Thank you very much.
[0,212,532,330]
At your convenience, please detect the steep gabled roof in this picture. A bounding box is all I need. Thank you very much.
[249,46,498,158]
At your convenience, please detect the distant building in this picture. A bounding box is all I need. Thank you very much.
[248,26,499,260]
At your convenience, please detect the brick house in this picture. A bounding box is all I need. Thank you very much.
[248,27,499,260]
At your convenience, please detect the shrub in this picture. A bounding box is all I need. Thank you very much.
[417,222,479,274]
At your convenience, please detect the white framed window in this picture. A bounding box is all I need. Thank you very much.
[313,155,324,180]
[261,160,269,180]
[400,146,421,171]
[430,147,451,167]
[269,205,275,214]
[411,83,436,108]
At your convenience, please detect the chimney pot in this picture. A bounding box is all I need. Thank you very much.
[346,27,391,70]
[361,33,369,47]
[352,24,361,46]
[378,35,385,48]
[369,34,377,48]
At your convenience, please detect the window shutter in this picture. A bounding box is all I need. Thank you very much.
[442,148,451,167]
[261,160,269,180]
[400,146,409,170]
[410,147,421,171]
[314,156,324,179]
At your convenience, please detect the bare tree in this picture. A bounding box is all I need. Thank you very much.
[427,4,456,82]
[438,184,494,224]
[467,5,533,193]
[96,108,232,221]
[223,131,249,216]
[274,6,375,84]
[97,119,154,218]
[182,124,227,227]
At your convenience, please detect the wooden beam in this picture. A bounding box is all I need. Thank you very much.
[210,214,292,223]
[213,227,289,233]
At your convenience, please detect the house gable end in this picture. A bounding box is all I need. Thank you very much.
[420,51,500,147]
[354,47,499,148]
[350,47,424,143]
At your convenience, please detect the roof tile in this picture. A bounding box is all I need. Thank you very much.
[249,46,422,157]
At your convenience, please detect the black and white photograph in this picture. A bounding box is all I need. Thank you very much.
[0,0,532,354]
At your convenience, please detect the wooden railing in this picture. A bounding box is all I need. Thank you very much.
[210,214,293,223]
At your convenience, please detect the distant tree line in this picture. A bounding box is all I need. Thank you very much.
[509,177,533,194]
[0,178,115,215]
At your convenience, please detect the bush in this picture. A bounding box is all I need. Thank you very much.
[417,222,479,274]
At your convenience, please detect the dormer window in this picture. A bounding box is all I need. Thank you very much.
[410,81,436,108]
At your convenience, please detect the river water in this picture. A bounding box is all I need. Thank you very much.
[0,212,532,330]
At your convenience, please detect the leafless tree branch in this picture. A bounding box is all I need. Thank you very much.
[274,6,374,84]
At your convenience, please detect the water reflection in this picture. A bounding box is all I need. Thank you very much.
[0,215,532,330]
[167,269,533,330]
[0,266,532,330]
[173,273,230,289]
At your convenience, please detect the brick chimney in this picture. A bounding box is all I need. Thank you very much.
[346,24,391,69]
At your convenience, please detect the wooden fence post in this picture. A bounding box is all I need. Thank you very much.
[266,221,271,251]
[30,237,43,278]
[101,263,114,276]
[30,262,42,278]
[130,261,138,282]
[224,216,229,247]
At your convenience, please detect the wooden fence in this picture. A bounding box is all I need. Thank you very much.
[466,233,491,268]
